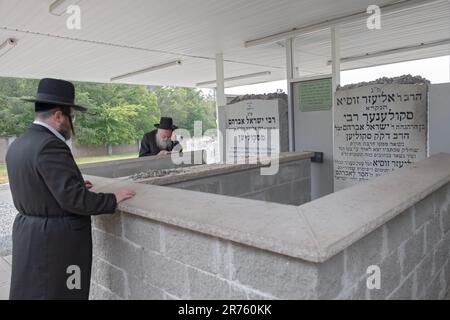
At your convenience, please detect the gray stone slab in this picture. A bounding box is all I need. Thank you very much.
[141,250,189,299]
[127,276,165,300]
[369,251,402,300]
[387,273,414,300]
[230,243,317,299]
[92,212,123,237]
[400,226,425,277]
[415,253,434,299]
[316,252,345,300]
[187,267,230,300]
[414,194,435,230]
[163,224,229,277]
[92,230,144,279]
[344,227,384,287]
[89,281,122,300]
[385,207,413,254]
[122,214,161,253]
[92,257,126,298]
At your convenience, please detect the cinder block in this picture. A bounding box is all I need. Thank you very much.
[423,270,446,300]
[187,267,230,300]
[414,195,435,230]
[229,284,250,300]
[92,229,144,279]
[317,252,344,300]
[415,253,433,299]
[92,257,126,298]
[242,191,267,202]
[89,281,122,300]
[163,224,230,277]
[350,277,370,300]
[385,208,413,254]
[440,203,450,235]
[289,178,311,206]
[142,250,189,299]
[252,168,278,191]
[230,243,317,300]
[122,214,160,252]
[387,273,414,300]
[335,276,369,300]
[127,276,164,300]
[369,251,402,300]
[434,184,450,214]
[344,227,384,287]
[220,171,253,196]
[433,233,450,276]
[400,226,425,277]
[276,161,306,185]
[264,182,293,205]
[443,261,450,294]
[92,212,122,237]
[425,215,442,253]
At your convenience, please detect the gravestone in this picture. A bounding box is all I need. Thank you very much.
[334,82,428,191]
[218,97,288,163]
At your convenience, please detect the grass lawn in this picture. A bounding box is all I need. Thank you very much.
[0,152,138,184]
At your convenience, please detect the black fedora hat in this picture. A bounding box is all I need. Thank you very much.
[22,78,87,112]
[154,117,178,130]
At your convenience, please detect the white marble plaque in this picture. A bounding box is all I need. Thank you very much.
[220,100,286,162]
[334,83,428,191]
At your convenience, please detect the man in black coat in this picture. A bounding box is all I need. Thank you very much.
[139,117,182,157]
[6,78,136,300]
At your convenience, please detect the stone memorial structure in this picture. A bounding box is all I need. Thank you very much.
[334,77,429,191]
[84,152,450,300]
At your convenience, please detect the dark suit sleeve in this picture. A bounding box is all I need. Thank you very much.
[139,135,151,157]
[37,139,117,216]
[139,133,159,157]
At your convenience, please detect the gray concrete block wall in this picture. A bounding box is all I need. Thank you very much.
[90,181,450,300]
[329,182,450,300]
[167,159,311,206]
[91,211,317,300]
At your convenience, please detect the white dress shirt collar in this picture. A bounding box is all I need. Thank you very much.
[33,120,67,142]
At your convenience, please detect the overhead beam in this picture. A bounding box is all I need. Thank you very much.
[245,0,444,48]
[325,38,450,65]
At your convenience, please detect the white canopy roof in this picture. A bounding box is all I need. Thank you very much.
[0,0,448,88]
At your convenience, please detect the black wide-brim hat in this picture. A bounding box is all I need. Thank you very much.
[22,78,87,112]
[155,117,178,130]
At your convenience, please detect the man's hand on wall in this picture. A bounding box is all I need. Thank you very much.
[158,150,170,156]
[114,189,136,203]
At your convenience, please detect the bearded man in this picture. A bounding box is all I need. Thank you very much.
[139,117,182,157]
[6,78,136,300]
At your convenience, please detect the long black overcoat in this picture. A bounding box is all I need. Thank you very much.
[6,124,117,300]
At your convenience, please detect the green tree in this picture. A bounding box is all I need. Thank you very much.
[153,87,216,135]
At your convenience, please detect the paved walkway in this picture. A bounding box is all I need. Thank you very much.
[0,255,11,300]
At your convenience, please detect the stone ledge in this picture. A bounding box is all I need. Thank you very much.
[86,153,450,264]
[134,152,314,185]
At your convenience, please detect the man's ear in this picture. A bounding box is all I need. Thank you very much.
[53,110,63,123]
